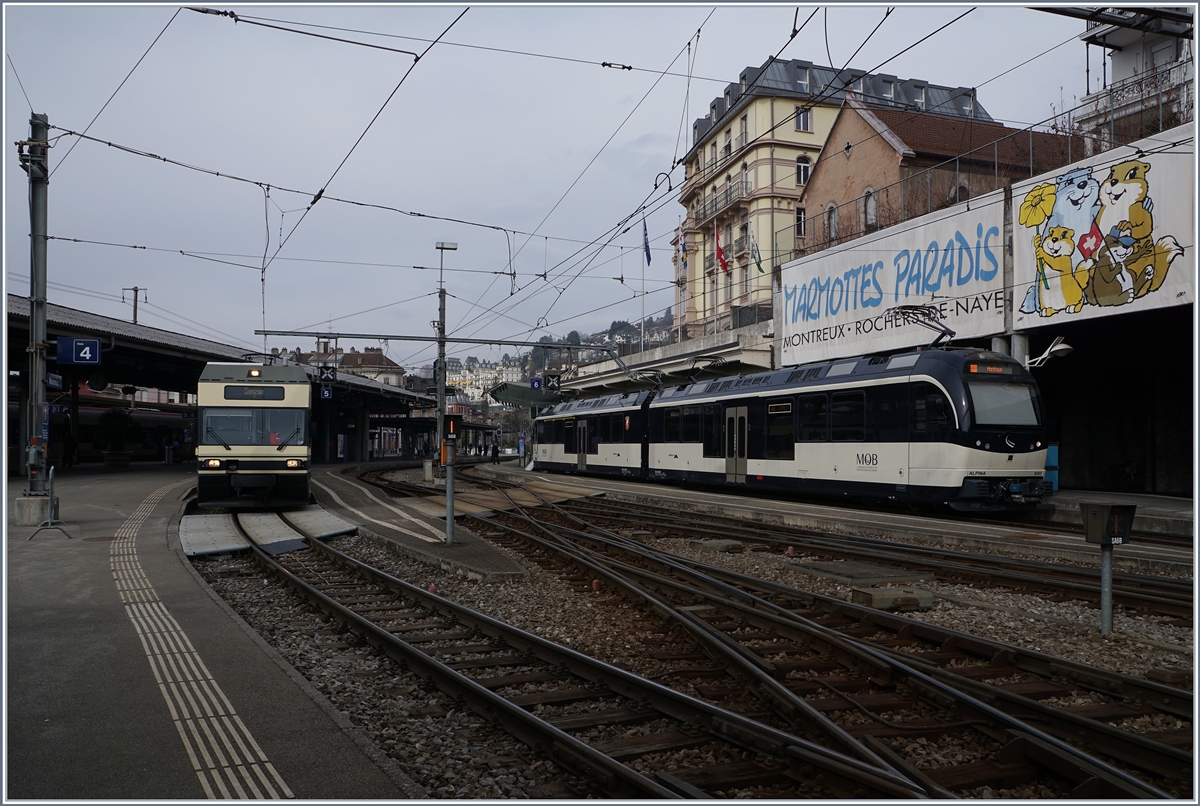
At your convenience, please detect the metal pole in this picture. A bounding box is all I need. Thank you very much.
[23,113,49,495]
[435,242,457,474]
[445,439,455,545]
[1099,545,1114,634]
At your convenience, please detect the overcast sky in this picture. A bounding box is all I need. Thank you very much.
[5,3,1093,372]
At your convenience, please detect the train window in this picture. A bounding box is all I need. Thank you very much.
[967,381,1040,426]
[536,422,545,442]
[866,387,909,442]
[563,421,576,453]
[552,419,564,444]
[913,383,950,432]
[664,408,682,442]
[200,407,307,446]
[797,394,828,441]
[701,404,723,456]
[681,407,701,442]
[588,417,600,454]
[831,392,865,441]
[764,398,795,459]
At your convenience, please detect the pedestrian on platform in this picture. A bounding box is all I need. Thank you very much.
[491,443,500,464]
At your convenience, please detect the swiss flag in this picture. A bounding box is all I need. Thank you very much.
[714,222,729,275]
[1076,222,1103,260]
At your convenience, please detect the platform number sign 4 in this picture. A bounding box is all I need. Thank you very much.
[56,337,102,365]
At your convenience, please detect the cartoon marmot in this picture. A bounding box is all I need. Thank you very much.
[1094,159,1183,297]
[1033,226,1087,316]
[1083,228,1138,307]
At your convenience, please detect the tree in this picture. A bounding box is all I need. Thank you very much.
[567,330,581,346]
[608,320,632,338]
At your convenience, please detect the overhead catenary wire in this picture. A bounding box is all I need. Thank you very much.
[228,11,742,85]
[7,53,35,112]
[50,7,181,178]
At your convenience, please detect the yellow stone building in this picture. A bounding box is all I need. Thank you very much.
[676,57,987,338]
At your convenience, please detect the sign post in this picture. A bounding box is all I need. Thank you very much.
[1080,503,1136,634]
[443,414,459,545]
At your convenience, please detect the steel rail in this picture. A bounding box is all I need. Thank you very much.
[471,492,1176,799]
[240,536,679,799]
[242,522,926,799]
[558,498,1192,615]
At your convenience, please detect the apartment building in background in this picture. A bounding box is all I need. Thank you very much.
[675,56,990,338]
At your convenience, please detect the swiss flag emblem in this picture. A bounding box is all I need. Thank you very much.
[1077,223,1103,260]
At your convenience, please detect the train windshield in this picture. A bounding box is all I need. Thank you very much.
[199,407,307,446]
[966,382,1040,427]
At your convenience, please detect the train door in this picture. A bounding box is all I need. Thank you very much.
[576,418,588,471]
[725,406,747,482]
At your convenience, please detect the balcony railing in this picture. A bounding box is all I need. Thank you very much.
[694,179,749,223]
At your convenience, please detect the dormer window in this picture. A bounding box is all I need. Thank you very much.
[852,77,864,95]
[915,86,926,111]
[882,81,894,103]
[963,93,974,117]
[796,66,809,94]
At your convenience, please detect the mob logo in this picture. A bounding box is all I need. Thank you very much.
[856,453,879,466]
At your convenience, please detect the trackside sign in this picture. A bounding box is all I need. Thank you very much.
[779,189,1006,365]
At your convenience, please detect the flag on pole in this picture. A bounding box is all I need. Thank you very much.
[680,229,688,271]
[714,222,728,275]
[642,218,652,265]
[749,227,764,274]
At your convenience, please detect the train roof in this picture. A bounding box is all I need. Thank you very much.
[649,348,1029,407]
[199,363,310,383]
[539,389,653,418]
[539,348,1030,418]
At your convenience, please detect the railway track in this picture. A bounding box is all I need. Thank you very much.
[427,478,1189,798]
[551,496,1193,620]
[234,515,928,799]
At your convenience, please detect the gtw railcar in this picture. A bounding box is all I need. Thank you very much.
[534,349,1049,511]
[196,363,311,507]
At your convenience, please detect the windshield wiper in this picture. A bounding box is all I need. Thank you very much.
[206,426,232,451]
[276,428,301,451]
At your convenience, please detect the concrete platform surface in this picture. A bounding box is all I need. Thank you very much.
[309,464,529,583]
[6,463,420,799]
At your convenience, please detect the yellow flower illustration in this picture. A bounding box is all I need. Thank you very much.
[1019,183,1057,229]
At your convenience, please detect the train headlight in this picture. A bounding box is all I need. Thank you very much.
[204,459,221,469]
[286,459,302,469]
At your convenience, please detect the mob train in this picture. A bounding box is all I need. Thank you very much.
[534,348,1050,511]
[196,362,311,507]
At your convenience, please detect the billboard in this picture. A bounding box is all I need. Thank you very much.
[1012,125,1193,329]
[780,191,1006,365]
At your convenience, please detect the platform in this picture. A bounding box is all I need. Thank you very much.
[6,463,422,799]
[309,464,529,583]
[476,465,1193,577]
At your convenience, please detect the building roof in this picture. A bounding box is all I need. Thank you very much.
[299,349,403,371]
[8,293,249,361]
[688,56,992,159]
[861,102,1075,166]
[801,97,1079,195]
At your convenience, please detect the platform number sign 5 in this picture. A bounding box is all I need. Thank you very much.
[56,337,102,365]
